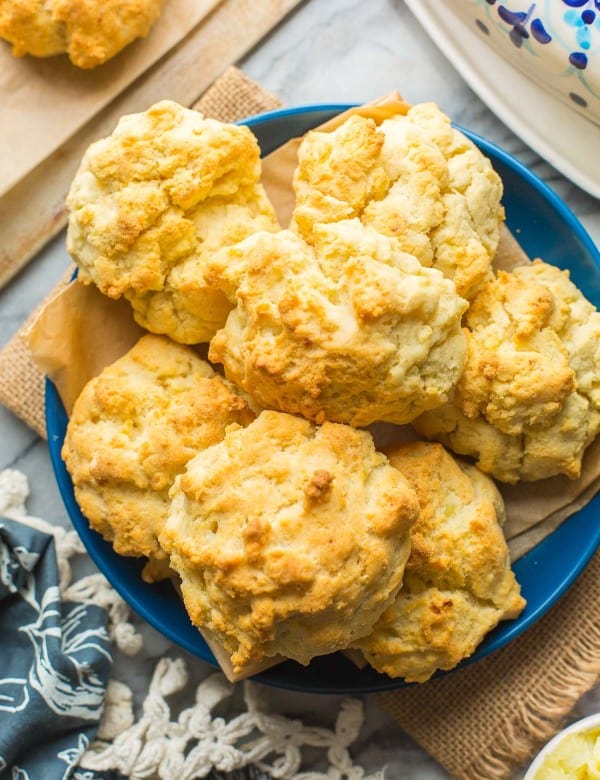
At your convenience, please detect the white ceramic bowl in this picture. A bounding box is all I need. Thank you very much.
[449,1,600,125]
[523,712,600,779]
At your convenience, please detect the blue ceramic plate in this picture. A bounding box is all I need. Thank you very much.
[46,105,600,694]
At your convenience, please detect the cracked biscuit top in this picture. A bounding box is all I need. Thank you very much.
[0,0,165,68]
[292,103,504,300]
[61,334,255,581]
[66,100,279,343]
[159,409,419,674]
[354,442,525,682]
[414,260,600,483]
[208,221,468,427]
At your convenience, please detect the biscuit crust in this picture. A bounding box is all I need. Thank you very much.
[292,103,504,300]
[208,222,468,427]
[160,410,419,674]
[354,442,525,682]
[0,0,165,68]
[414,261,600,482]
[61,334,255,580]
[66,101,279,343]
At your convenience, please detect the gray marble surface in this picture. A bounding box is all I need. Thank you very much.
[1,1,599,778]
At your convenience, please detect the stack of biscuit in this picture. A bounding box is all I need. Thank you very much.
[61,99,600,683]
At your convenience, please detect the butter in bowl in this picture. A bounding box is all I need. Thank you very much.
[524,713,600,779]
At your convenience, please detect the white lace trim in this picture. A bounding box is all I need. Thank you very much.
[83,659,383,780]
[0,469,382,780]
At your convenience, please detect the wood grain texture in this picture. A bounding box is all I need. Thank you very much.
[0,0,303,290]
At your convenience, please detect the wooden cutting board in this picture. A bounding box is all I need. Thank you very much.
[0,0,302,289]
[0,0,223,199]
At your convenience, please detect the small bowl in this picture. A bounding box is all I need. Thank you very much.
[449,1,600,125]
[524,712,600,779]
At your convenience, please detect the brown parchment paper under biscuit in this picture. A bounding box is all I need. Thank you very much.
[28,94,600,678]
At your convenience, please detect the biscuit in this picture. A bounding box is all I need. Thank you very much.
[414,260,600,482]
[66,100,279,343]
[208,221,468,427]
[292,103,504,300]
[126,185,279,344]
[61,334,255,581]
[354,442,525,682]
[0,0,164,68]
[159,409,419,674]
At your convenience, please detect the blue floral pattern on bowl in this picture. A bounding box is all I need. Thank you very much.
[456,0,600,121]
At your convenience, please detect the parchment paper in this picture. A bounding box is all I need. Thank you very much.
[0,0,222,198]
[28,95,600,678]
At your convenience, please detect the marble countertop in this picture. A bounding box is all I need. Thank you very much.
[1,1,599,778]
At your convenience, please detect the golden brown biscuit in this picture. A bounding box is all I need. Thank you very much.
[354,442,525,682]
[62,334,255,581]
[414,260,600,483]
[126,185,279,344]
[208,221,468,427]
[0,0,165,68]
[159,410,419,675]
[292,103,504,300]
[66,100,279,343]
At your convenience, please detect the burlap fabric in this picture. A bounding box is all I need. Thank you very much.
[0,67,599,780]
[191,65,282,122]
[0,266,73,437]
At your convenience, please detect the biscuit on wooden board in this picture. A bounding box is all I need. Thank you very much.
[0,0,165,68]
